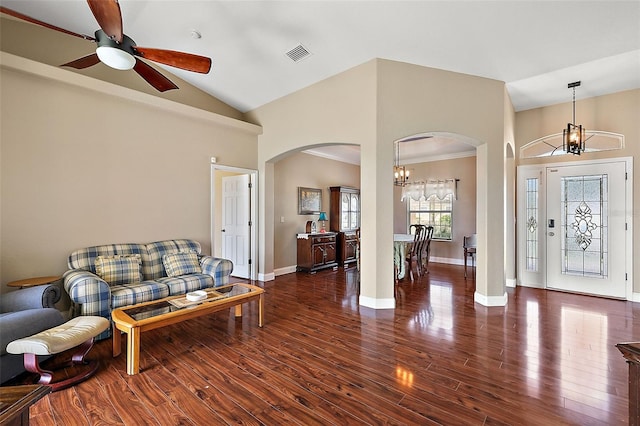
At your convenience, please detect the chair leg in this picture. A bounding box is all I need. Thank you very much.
[464,252,468,279]
[23,353,54,385]
[71,337,95,364]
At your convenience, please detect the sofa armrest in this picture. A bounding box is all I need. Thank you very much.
[0,284,61,312]
[62,269,111,307]
[200,256,233,286]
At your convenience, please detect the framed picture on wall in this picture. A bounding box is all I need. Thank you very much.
[298,187,322,215]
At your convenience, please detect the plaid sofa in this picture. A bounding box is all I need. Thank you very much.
[63,239,233,340]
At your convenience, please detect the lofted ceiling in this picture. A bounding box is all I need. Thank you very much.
[1,1,639,164]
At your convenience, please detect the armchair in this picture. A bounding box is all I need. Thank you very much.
[0,285,65,384]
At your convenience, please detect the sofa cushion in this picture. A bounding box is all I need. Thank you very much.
[156,274,215,296]
[95,254,143,286]
[68,243,147,274]
[110,281,170,309]
[144,240,202,280]
[162,252,202,277]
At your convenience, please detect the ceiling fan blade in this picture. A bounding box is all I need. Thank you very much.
[0,6,95,41]
[61,53,101,69]
[135,47,212,74]
[86,0,123,43]
[133,58,178,92]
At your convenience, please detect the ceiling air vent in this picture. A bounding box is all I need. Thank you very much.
[286,44,311,62]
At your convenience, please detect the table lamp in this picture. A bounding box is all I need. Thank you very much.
[318,212,327,233]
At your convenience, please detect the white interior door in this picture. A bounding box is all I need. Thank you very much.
[222,174,250,278]
[546,162,627,298]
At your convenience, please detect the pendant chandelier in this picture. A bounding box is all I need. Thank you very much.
[394,140,409,186]
[563,81,586,155]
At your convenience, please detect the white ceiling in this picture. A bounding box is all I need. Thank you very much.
[2,1,639,163]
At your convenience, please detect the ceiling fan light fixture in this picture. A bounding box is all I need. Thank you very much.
[96,46,135,70]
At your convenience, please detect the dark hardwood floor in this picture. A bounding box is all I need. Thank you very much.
[11,263,639,425]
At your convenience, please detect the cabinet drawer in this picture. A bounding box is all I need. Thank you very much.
[343,232,357,241]
[312,235,335,244]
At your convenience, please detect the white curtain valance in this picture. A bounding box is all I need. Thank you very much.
[401,179,458,202]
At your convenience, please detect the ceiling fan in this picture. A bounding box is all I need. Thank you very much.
[0,0,212,92]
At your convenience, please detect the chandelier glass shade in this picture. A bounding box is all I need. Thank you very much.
[394,140,410,186]
[394,165,410,186]
[562,81,585,155]
[563,123,585,155]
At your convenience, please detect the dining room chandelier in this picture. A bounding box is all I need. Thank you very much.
[563,81,586,155]
[394,140,410,186]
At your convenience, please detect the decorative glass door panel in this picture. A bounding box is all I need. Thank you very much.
[546,163,626,298]
[517,167,545,287]
[526,177,539,272]
[560,175,608,278]
[341,194,350,229]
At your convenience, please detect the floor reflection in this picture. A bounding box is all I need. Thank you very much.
[403,281,454,340]
[526,300,540,398]
[395,365,415,388]
[560,306,610,415]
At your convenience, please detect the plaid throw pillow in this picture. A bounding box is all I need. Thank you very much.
[95,254,143,285]
[162,252,202,277]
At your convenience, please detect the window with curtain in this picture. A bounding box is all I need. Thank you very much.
[408,193,453,240]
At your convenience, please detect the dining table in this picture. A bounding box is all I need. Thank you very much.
[394,233,415,280]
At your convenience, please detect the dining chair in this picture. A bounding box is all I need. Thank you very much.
[463,233,477,279]
[419,226,434,275]
[405,224,425,281]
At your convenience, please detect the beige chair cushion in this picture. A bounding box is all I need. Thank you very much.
[6,316,109,356]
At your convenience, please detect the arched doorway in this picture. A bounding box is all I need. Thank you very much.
[391,132,478,269]
[267,143,361,276]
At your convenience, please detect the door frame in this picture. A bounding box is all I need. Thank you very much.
[517,156,633,300]
[211,163,258,281]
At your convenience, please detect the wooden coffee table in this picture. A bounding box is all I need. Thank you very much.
[111,283,264,375]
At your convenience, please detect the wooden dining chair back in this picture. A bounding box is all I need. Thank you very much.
[419,225,434,274]
[405,224,425,281]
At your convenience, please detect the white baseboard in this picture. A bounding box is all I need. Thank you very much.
[631,292,640,303]
[274,265,297,276]
[506,278,517,288]
[474,291,508,307]
[258,272,275,282]
[430,257,464,266]
[359,295,395,309]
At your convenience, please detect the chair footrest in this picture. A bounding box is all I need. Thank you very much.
[6,316,109,391]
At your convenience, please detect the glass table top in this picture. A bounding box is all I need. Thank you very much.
[120,283,256,321]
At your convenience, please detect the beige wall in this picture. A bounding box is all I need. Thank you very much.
[273,152,360,270]
[516,88,640,293]
[0,16,244,121]
[393,155,477,262]
[0,59,260,291]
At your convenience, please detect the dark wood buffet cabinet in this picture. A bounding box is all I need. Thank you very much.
[296,232,338,273]
[329,186,360,267]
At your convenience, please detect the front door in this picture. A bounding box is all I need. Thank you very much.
[222,174,250,279]
[545,162,627,298]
